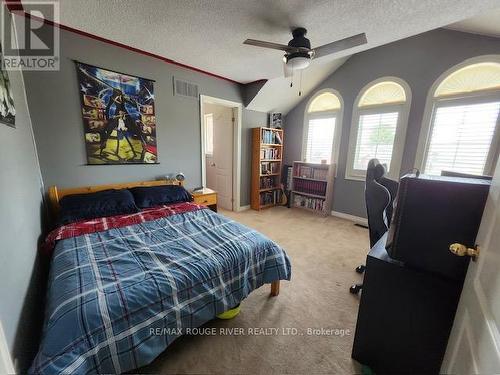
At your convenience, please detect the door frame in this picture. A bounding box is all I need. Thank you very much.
[199,95,242,211]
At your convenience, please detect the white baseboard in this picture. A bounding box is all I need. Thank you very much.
[237,205,250,212]
[331,210,368,226]
[0,321,15,374]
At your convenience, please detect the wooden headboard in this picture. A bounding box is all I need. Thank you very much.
[48,179,184,215]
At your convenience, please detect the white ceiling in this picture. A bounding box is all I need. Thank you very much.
[447,8,500,37]
[50,0,500,83]
[246,56,349,114]
[35,1,500,113]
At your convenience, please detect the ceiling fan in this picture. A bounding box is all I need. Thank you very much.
[243,28,367,77]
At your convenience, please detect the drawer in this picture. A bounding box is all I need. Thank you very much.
[194,194,217,206]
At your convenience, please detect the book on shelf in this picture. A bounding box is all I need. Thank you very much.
[260,176,277,189]
[293,179,327,197]
[275,131,282,144]
[260,189,282,206]
[260,161,280,175]
[260,147,280,160]
[293,194,325,211]
[261,128,282,144]
[294,164,328,180]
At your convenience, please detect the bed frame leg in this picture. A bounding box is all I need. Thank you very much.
[270,280,280,297]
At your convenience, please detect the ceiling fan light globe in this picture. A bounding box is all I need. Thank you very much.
[286,56,310,70]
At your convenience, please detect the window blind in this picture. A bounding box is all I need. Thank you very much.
[204,114,214,155]
[424,101,500,175]
[305,117,336,163]
[353,112,399,171]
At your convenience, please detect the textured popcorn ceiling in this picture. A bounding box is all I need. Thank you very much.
[35,0,500,113]
[51,0,500,84]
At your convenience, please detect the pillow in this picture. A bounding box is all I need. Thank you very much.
[130,185,193,208]
[58,189,138,225]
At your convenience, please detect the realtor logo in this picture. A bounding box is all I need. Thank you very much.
[1,1,60,70]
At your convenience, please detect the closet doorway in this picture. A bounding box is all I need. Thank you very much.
[200,95,242,211]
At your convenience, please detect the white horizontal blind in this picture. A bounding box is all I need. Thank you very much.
[424,101,500,175]
[305,117,336,163]
[353,112,399,170]
[204,114,214,155]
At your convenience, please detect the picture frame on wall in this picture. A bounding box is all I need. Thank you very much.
[270,112,282,129]
[0,43,16,128]
[75,61,158,165]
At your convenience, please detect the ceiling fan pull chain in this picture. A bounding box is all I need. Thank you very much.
[298,70,303,96]
[290,60,294,87]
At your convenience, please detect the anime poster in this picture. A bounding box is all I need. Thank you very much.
[0,44,15,128]
[76,62,157,164]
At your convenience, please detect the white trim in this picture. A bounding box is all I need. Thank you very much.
[0,322,15,375]
[199,95,242,212]
[301,88,344,177]
[345,76,412,181]
[415,55,500,175]
[237,205,251,212]
[331,210,368,226]
[474,279,500,356]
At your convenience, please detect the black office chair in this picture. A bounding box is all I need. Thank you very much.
[350,159,398,294]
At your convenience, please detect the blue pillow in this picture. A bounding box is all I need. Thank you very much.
[58,189,138,225]
[130,185,193,208]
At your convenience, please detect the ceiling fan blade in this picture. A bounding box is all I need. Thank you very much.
[243,39,295,52]
[312,33,367,59]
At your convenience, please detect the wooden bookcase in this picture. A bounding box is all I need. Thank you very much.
[291,161,335,215]
[251,127,284,210]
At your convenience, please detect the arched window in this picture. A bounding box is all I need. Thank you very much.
[416,57,500,176]
[346,78,411,180]
[302,89,343,164]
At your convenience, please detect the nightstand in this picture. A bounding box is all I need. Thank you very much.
[191,188,217,212]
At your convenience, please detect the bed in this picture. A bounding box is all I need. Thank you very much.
[30,179,291,374]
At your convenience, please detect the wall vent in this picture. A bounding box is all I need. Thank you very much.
[173,78,199,99]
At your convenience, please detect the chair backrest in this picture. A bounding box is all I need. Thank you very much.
[365,159,398,247]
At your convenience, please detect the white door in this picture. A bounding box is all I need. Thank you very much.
[212,106,233,210]
[441,158,500,373]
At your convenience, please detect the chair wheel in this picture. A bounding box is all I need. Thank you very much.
[355,265,366,274]
[350,284,362,294]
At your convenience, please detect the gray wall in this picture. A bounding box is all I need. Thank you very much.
[23,28,268,206]
[0,48,44,371]
[284,29,500,218]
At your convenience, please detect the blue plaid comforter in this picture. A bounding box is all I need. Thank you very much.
[30,208,291,374]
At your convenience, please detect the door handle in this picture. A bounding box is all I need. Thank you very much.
[449,243,480,261]
[210,162,216,167]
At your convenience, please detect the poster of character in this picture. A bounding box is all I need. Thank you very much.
[76,62,157,164]
[0,44,16,128]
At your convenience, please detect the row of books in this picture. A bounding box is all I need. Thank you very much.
[260,148,280,160]
[293,178,327,197]
[260,176,277,189]
[261,161,280,175]
[294,165,328,180]
[261,129,282,144]
[293,194,325,211]
[260,190,282,206]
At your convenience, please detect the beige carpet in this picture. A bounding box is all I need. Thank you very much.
[140,206,368,374]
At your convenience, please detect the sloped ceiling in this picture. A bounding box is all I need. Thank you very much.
[447,8,500,37]
[32,0,500,113]
[246,56,349,114]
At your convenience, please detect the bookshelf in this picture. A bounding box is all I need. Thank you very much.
[251,127,284,210]
[291,161,335,215]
